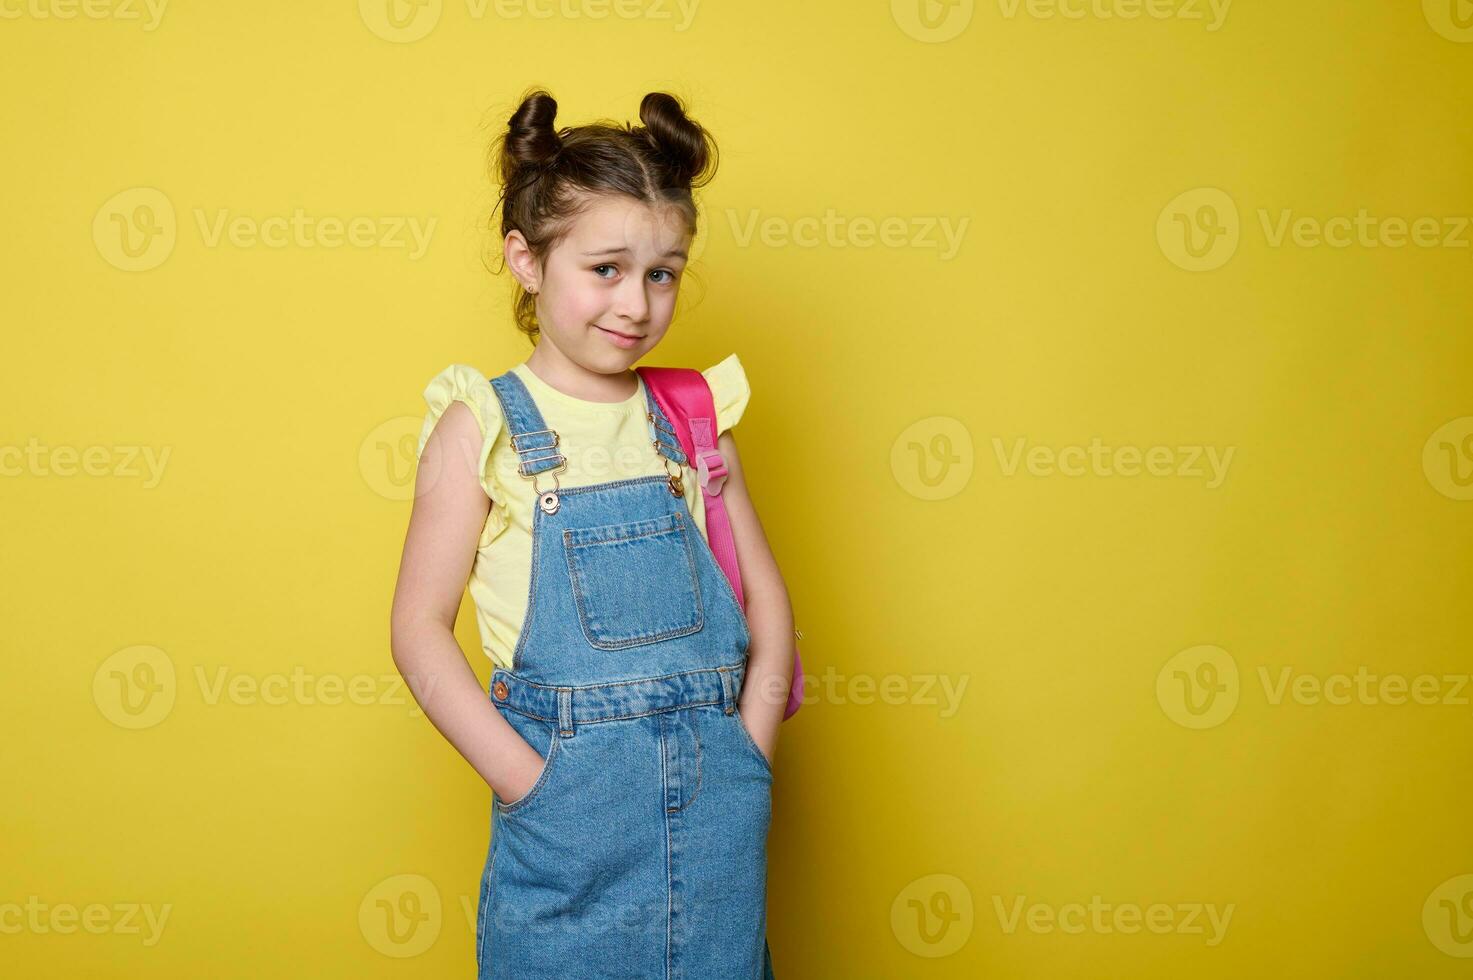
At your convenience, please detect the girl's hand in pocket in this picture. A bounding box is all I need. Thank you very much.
[740,712,777,767]
[491,738,547,806]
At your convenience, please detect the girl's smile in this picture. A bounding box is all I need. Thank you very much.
[594,323,644,348]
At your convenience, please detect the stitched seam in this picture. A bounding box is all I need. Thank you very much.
[553,474,670,496]
[679,514,705,636]
[665,712,703,814]
[565,523,681,547]
[496,661,744,693]
[563,512,681,547]
[663,720,673,980]
[475,831,495,969]
[498,697,726,725]
[666,710,679,813]
[677,708,703,811]
[565,547,604,651]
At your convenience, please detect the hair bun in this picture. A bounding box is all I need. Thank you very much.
[505,89,562,176]
[638,92,715,189]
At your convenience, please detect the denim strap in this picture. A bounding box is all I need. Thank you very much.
[642,379,689,467]
[488,371,567,478]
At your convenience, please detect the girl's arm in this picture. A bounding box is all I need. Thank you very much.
[716,428,797,766]
[389,401,544,802]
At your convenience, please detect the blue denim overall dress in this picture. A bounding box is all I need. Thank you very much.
[474,369,776,980]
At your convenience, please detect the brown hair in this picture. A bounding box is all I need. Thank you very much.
[486,88,719,342]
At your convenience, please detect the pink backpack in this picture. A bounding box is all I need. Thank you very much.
[637,365,805,721]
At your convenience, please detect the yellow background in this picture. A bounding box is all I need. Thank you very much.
[3,0,1471,976]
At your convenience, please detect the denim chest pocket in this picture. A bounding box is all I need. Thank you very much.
[562,511,705,650]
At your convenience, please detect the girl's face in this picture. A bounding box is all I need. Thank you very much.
[513,194,692,378]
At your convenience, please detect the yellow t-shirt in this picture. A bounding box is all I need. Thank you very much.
[414,354,751,671]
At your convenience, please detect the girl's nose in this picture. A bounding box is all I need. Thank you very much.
[610,277,650,323]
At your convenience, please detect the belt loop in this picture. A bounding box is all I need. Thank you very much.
[718,667,736,715]
[557,687,574,737]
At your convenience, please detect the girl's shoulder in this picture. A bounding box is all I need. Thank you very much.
[415,363,507,452]
[414,364,511,517]
[699,352,751,437]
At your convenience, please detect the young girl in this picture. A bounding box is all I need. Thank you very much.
[390,89,795,980]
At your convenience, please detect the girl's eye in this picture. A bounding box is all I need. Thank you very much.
[592,265,678,284]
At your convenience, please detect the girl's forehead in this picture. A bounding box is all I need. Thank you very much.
[565,197,691,259]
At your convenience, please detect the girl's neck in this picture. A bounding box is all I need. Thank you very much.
[524,344,640,404]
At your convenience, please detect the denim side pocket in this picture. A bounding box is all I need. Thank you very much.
[730,706,774,778]
[562,512,705,650]
[494,707,561,815]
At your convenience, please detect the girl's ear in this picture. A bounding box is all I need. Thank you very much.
[504,230,541,292]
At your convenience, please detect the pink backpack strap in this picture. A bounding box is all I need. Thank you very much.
[636,366,744,603]
[637,365,804,721]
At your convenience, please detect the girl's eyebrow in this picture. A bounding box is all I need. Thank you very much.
[581,245,689,260]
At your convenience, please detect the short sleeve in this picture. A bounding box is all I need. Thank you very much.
[416,364,509,545]
[701,352,750,437]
